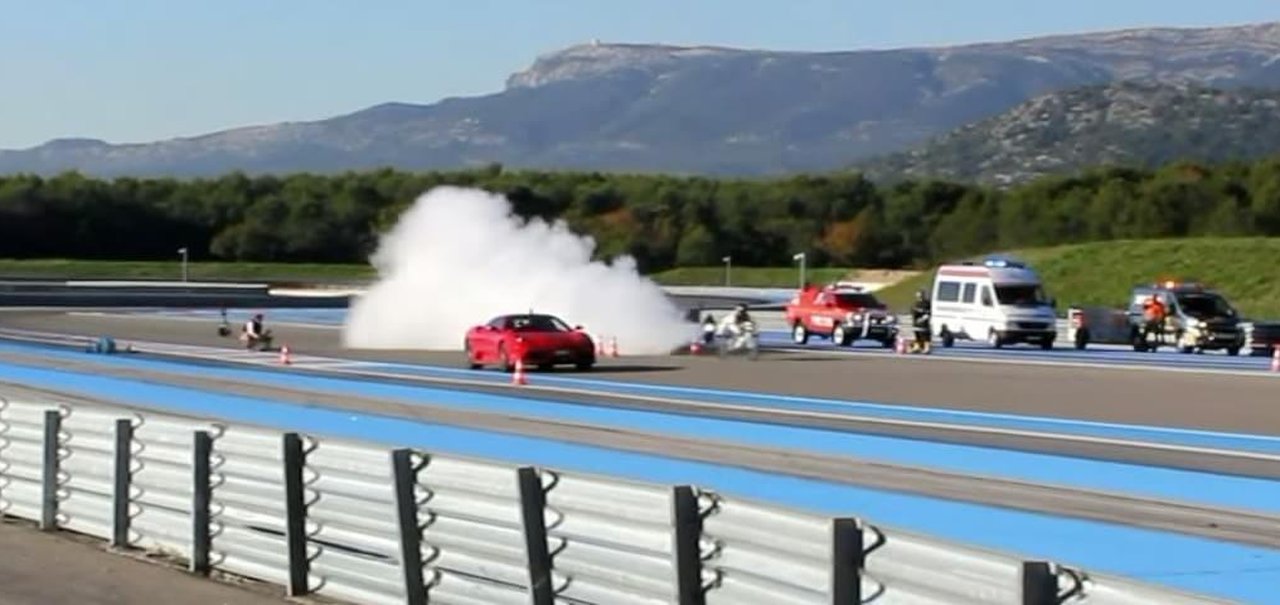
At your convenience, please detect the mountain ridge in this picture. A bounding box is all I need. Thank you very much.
[4,21,1280,177]
[857,81,1280,184]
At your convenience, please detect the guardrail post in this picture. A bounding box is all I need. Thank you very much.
[39,409,60,531]
[283,432,310,597]
[392,449,426,605]
[671,485,703,605]
[516,466,553,605]
[830,518,863,603]
[1021,561,1057,605]
[190,430,212,574]
[111,419,133,548]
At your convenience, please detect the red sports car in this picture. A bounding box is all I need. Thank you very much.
[465,313,596,372]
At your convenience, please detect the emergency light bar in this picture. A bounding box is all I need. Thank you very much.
[982,257,1026,269]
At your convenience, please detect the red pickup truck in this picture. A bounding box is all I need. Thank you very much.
[785,285,899,347]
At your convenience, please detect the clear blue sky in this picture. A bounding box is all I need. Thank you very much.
[2,0,1277,149]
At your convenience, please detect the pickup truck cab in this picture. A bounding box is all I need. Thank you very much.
[786,284,899,347]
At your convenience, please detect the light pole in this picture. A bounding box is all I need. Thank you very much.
[722,255,732,287]
[177,247,189,282]
[793,251,806,289]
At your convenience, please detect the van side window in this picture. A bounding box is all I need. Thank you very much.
[961,283,976,304]
[981,287,994,307]
[936,281,961,302]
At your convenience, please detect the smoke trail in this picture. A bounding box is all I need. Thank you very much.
[341,186,693,354]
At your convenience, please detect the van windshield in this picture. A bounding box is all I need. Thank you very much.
[994,284,1049,307]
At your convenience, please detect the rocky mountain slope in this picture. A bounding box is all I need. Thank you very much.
[4,22,1280,177]
[858,82,1280,184]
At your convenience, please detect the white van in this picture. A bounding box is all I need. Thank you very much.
[929,258,1058,349]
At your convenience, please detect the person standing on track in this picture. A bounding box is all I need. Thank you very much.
[1142,294,1167,344]
[910,290,932,350]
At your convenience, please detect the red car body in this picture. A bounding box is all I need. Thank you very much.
[785,284,899,347]
[465,313,596,371]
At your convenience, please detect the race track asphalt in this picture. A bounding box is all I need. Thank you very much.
[1,309,1276,435]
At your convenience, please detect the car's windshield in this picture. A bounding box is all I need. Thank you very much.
[508,315,572,332]
[834,293,883,308]
[994,284,1049,307]
[1175,293,1234,319]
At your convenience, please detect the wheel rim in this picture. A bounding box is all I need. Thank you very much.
[834,327,845,343]
[793,325,805,342]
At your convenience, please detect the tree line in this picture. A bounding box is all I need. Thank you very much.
[2,159,1279,272]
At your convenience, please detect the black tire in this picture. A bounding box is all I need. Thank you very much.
[987,329,1003,349]
[792,323,809,345]
[497,345,514,373]
[538,363,555,372]
[1227,347,1240,357]
[575,361,594,371]
[940,328,955,348]
[833,325,852,347]
[880,337,895,349]
[1040,339,1053,350]
[1073,329,1089,350]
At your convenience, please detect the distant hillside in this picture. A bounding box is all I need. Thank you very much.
[877,238,1280,319]
[859,82,1280,185]
[4,22,1280,177]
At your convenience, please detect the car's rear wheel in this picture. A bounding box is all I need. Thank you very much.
[575,361,594,371]
[465,342,482,370]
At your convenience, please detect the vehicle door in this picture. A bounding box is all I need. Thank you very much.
[476,317,507,361]
[808,291,838,334]
[958,281,983,337]
[977,284,998,337]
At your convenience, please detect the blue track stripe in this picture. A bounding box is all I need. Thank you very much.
[0,360,1273,602]
[1,341,1278,517]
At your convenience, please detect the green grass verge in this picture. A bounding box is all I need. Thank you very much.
[649,267,853,288]
[0,259,375,283]
[876,237,1280,319]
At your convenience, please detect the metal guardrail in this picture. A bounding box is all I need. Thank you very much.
[0,395,1231,605]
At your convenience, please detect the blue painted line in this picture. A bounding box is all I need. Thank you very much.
[0,360,1273,602]
[756,331,1274,371]
[74,310,1280,453]
[339,358,1280,456]
[124,307,1274,372]
[1,341,1278,518]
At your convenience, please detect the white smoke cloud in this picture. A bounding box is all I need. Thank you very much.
[341,186,694,354]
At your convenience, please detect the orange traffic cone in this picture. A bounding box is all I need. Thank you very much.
[512,357,528,385]
[609,337,619,358]
[1271,347,1279,373]
[279,344,292,365]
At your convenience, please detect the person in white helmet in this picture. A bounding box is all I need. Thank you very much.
[241,313,268,349]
